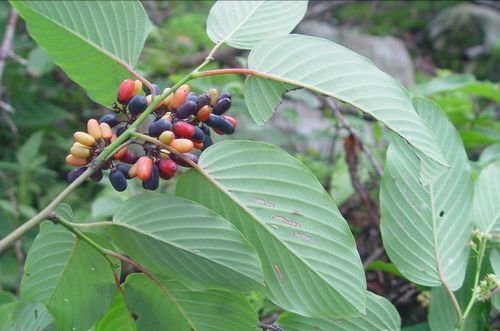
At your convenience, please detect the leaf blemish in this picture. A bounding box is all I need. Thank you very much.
[292,209,302,216]
[255,197,276,208]
[273,215,300,227]
[439,210,444,217]
[273,264,285,280]
[292,231,314,243]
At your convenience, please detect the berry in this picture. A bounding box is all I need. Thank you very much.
[209,88,218,106]
[73,131,96,147]
[148,119,172,137]
[197,94,211,109]
[205,114,234,135]
[218,91,232,100]
[117,79,135,104]
[70,143,90,159]
[99,123,113,141]
[192,126,205,142]
[136,156,153,181]
[159,131,175,145]
[196,105,212,122]
[187,92,198,103]
[202,134,213,151]
[67,167,86,183]
[133,80,143,96]
[116,126,126,137]
[99,114,119,127]
[142,164,159,190]
[128,163,138,178]
[145,83,160,96]
[175,100,197,119]
[173,121,195,139]
[170,139,194,153]
[170,153,198,167]
[87,119,102,140]
[170,84,190,109]
[116,163,132,179]
[90,169,103,182]
[212,98,231,115]
[128,95,148,115]
[66,154,88,167]
[109,170,127,192]
[158,158,177,180]
[113,146,129,160]
[120,151,138,164]
[222,115,237,127]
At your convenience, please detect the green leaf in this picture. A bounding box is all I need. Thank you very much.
[0,301,56,331]
[16,131,44,167]
[123,273,259,331]
[402,323,431,331]
[365,261,405,279]
[11,1,150,107]
[109,193,264,291]
[380,97,473,290]
[473,163,500,235]
[21,205,116,331]
[276,292,400,331]
[478,143,500,166]
[491,249,500,310]
[245,34,448,183]
[0,290,17,307]
[96,292,137,331]
[27,47,55,76]
[206,1,308,50]
[176,140,366,318]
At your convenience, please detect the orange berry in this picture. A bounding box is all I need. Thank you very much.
[193,142,204,150]
[170,138,194,153]
[128,163,138,178]
[87,119,102,140]
[73,131,96,147]
[196,105,212,122]
[65,154,88,167]
[99,123,113,141]
[136,156,153,181]
[170,84,190,109]
[113,146,128,160]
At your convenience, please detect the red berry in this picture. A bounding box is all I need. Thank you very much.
[173,121,195,139]
[158,159,177,179]
[136,156,153,181]
[117,79,135,104]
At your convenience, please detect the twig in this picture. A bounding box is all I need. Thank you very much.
[258,323,283,331]
[325,98,383,178]
[0,8,17,85]
[363,246,385,268]
[7,50,27,66]
[479,286,500,302]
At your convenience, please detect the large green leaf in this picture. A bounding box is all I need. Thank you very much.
[402,323,431,331]
[21,205,116,331]
[380,97,473,290]
[0,301,56,331]
[11,1,150,107]
[276,292,400,331]
[96,292,137,331]
[491,249,500,310]
[176,140,366,318]
[473,163,500,235]
[123,273,259,331]
[245,34,448,183]
[108,193,264,291]
[206,1,307,50]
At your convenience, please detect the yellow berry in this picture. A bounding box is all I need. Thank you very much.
[65,154,88,167]
[170,138,193,153]
[73,131,96,147]
[70,143,90,159]
[87,119,102,140]
[99,123,113,141]
[209,88,218,106]
[133,80,143,96]
[159,130,175,145]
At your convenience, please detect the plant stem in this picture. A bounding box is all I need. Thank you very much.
[453,237,488,331]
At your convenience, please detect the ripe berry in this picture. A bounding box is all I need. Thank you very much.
[197,94,211,109]
[65,154,88,167]
[159,131,175,145]
[192,126,205,142]
[222,115,237,127]
[173,121,195,139]
[67,167,86,183]
[117,79,135,104]
[205,114,234,135]
[90,169,103,182]
[142,164,159,190]
[218,91,232,100]
[175,100,197,119]
[145,83,160,96]
[120,151,138,164]
[136,156,153,181]
[212,98,231,115]
[113,146,129,160]
[202,134,213,151]
[116,126,126,137]
[170,84,190,109]
[196,105,212,122]
[99,123,113,141]
[204,114,225,129]
[73,131,96,147]
[128,95,148,115]
[99,114,119,127]
[170,139,194,153]
[70,143,90,159]
[87,119,102,140]
[109,170,127,192]
[187,92,198,103]
[148,119,172,137]
[158,158,177,180]
[170,153,198,167]
[116,163,132,179]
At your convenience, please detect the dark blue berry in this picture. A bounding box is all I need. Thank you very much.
[148,119,172,137]
[128,95,148,115]
[116,164,131,179]
[99,114,119,127]
[213,98,231,115]
[109,170,127,192]
[175,100,197,119]
[142,165,159,190]
[90,169,103,182]
[67,167,86,183]
[145,84,160,96]
[197,94,210,109]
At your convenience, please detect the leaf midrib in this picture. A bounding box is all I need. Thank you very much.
[194,151,363,314]
[110,222,262,286]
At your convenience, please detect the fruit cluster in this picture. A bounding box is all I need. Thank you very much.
[66,79,237,191]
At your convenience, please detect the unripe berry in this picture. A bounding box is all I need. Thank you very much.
[159,131,175,145]
[109,170,127,192]
[66,154,88,167]
[193,141,204,150]
[175,100,197,119]
[99,114,119,127]
[128,163,138,178]
[99,123,113,141]
[117,79,135,104]
[133,80,143,96]
[142,164,159,190]
[173,121,195,139]
[67,167,86,183]
[113,146,129,160]
[196,105,212,122]
[212,98,231,115]
[87,119,102,139]
[170,139,194,153]
[148,119,172,137]
[70,143,90,159]
[209,88,218,106]
[158,158,177,180]
[162,88,173,107]
[73,131,96,147]
[170,84,190,109]
[128,95,148,115]
[136,156,153,181]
